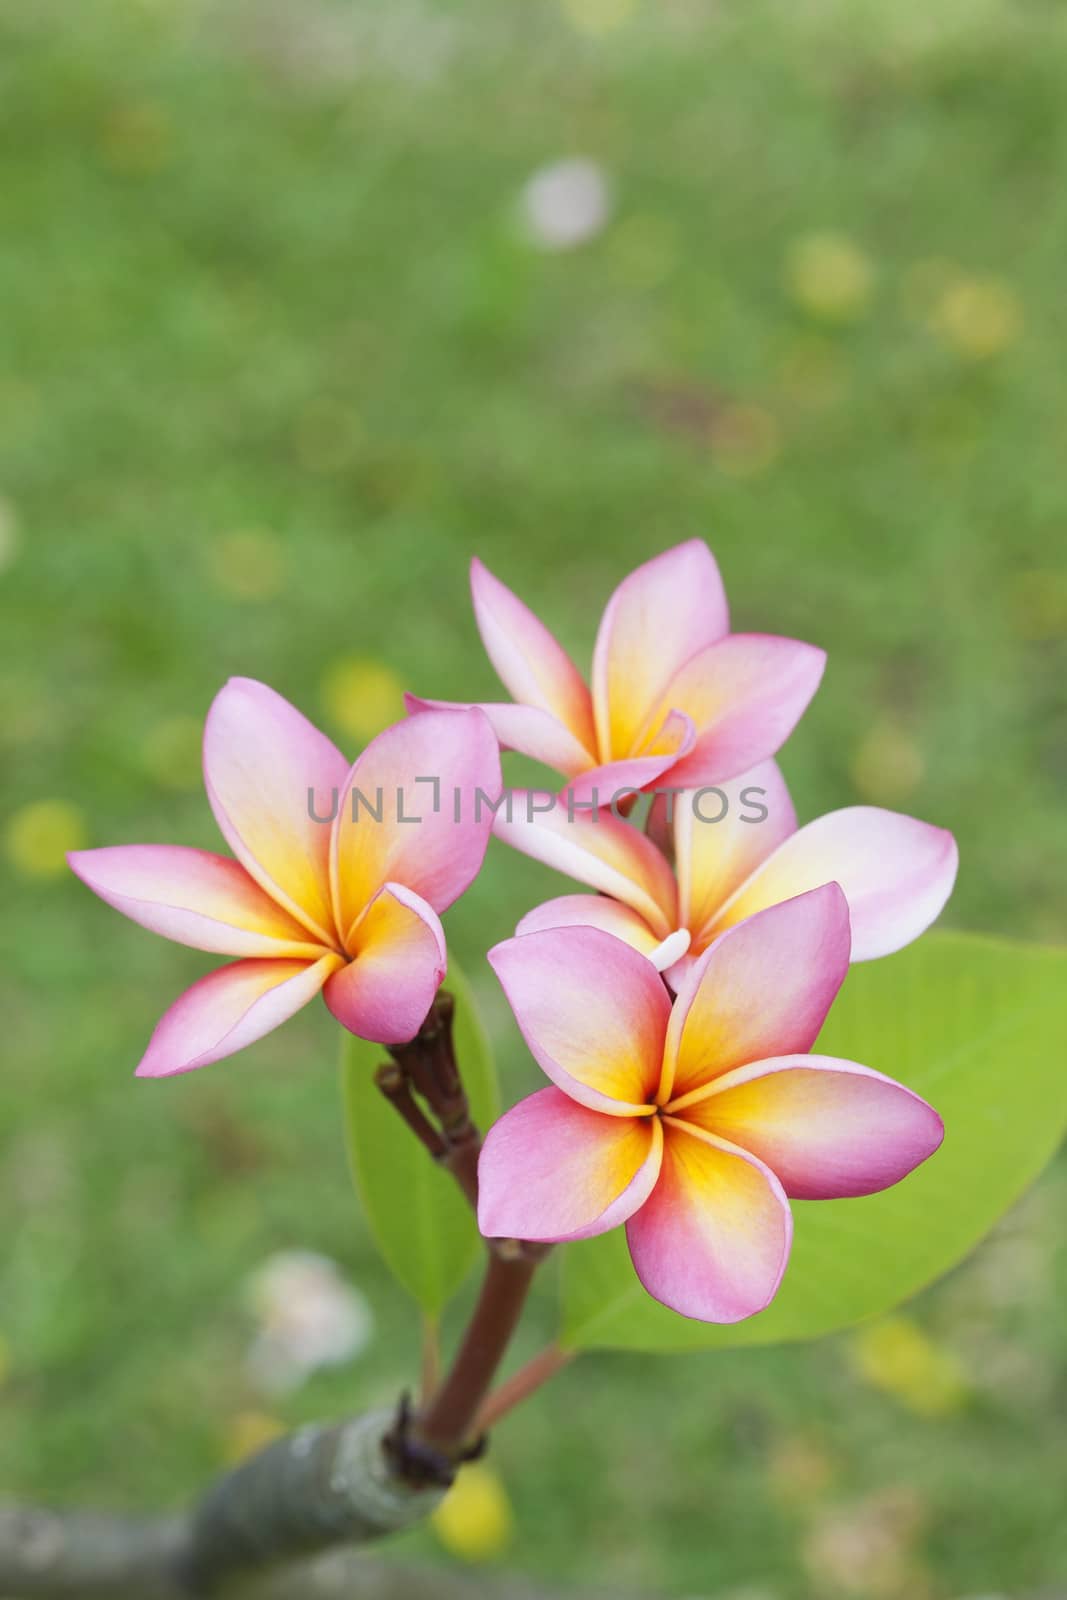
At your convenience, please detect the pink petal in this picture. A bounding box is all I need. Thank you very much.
[68,846,325,959]
[592,541,729,760]
[661,947,699,993]
[681,1054,944,1199]
[405,695,593,778]
[653,633,827,789]
[708,807,959,961]
[470,558,598,755]
[477,1088,663,1242]
[203,678,349,947]
[516,894,663,957]
[626,1121,793,1324]
[645,760,798,939]
[562,712,697,806]
[488,927,670,1115]
[331,707,500,942]
[662,883,851,1103]
[494,792,678,935]
[323,882,446,1045]
[135,953,342,1078]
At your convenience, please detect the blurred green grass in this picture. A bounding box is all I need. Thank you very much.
[1,1,1065,1596]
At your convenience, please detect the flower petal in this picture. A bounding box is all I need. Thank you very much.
[477,1087,663,1242]
[332,707,501,940]
[470,558,597,755]
[647,760,797,940]
[68,845,325,959]
[562,741,695,807]
[323,882,446,1045]
[662,883,851,1103]
[495,792,677,935]
[488,927,669,1115]
[681,1054,944,1199]
[626,1120,792,1323]
[135,953,342,1078]
[592,541,729,760]
[516,894,662,956]
[707,807,959,961]
[405,695,594,778]
[203,678,349,946]
[653,634,827,789]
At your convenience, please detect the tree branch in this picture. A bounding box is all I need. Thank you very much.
[0,1503,187,1599]
[0,996,567,1600]
[0,1409,441,1600]
[179,1408,440,1593]
[247,1550,641,1600]
[412,1250,539,1458]
[0,1499,636,1600]
[379,992,483,1212]
[0,1499,644,1600]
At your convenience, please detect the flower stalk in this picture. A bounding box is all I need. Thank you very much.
[373,991,558,1484]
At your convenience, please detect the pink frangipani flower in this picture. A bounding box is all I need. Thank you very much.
[496,760,957,987]
[69,679,500,1075]
[407,542,826,803]
[478,888,944,1323]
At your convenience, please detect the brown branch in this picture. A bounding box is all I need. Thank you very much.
[374,1063,448,1160]
[413,1248,540,1456]
[374,990,554,1473]
[377,993,482,1212]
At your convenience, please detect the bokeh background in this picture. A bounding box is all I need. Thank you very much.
[2,0,1066,1596]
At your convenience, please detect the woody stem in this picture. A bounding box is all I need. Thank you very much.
[412,1249,540,1455]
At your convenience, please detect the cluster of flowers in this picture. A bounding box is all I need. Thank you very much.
[71,543,956,1323]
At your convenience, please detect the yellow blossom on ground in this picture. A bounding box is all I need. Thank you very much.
[559,0,639,37]
[432,1463,514,1563]
[850,717,925,805]
[141,715,203,791]
[785,233,874,324]
[851,1316,970,1418]
[930,274,1023,360]
[320,656,407,743]
[222,1411,285,1465]
[208,529,287,602]
[5,800,88,879]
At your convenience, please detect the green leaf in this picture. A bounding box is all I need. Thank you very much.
[560,931,1067,1352]
[340,958,498,1316]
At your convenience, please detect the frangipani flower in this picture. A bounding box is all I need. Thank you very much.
[408,542,826,804]
[69,679,500,1075]
[478,889,943,1323]
[496,760,957,987]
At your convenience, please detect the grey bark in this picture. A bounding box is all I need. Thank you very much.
[178,1409,436,1593]
[0,1503,628,1600]
[0,1409,441,1600]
